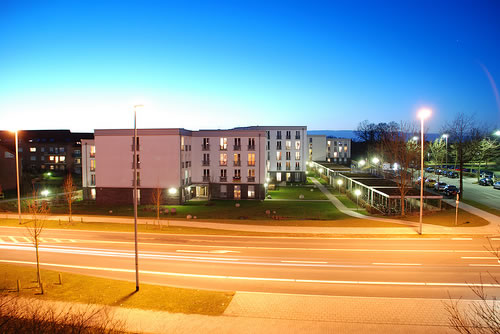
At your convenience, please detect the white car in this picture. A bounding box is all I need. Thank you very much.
[494,181,500,190]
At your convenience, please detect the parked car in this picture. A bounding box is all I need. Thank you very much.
[494,181,500,190]
[425,167,435,173]
[481,171,494,178]
[443,185,460,196]
[435,169,443,175]
[479,178,494,186]
[434,182,447,192]
[425,179,437,188]
[447,171,458,178]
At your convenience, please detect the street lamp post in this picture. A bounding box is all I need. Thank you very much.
[337,179,343,195]
[418,108,431,235]
[442,134,448,171]
[133,104,143,292]
[354,189,361,211]
[11,131,22,225]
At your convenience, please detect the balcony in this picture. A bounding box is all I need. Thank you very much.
[276,135,282,140]
[295,135,300,140]
[233,145,241,151]
[286,166,291,171]
[247,176,255,182]
[232,176,241,182]
[202,144,210,151]
[233,161,241,166]
[295,166,301,171]
[89,152,96,158]
[247,145,255,151]
[219,161,227,166]
[220,176,227,182]
[247,162,255,166]
[286,135,291,140]
[202,176,210,182]
[202,160,210,166]
[277,166,282,171]
[219,146,227,151]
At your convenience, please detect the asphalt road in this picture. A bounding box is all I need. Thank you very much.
[422,172,500,209]
[2,226,500,300]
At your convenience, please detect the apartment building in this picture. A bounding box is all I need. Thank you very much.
[0,130,93,175]
[86,128,266,205]
[307,135,352,164]
[238,126,308,183]
[81,139,96,200]
[0,144,16,192]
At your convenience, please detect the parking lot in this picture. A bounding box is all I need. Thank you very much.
[421,171,500,210]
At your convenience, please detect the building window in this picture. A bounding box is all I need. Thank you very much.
[295,151,300,160]
[339,147,342,152]
[248,138,255,150]
[234,185,241,199]
[234,138,241,150]
[295,141,300,150]
[90,174,96,186]
[220,137,228,150]
[49,156,55,161]
[267,151,270,160]
[41,156,45,161]
[233,169,241,182]
[286,131,291,139]
[248,185,255,199]
[60,156,65,162]
[295,131,300,139]
[248,153,255,166]
[277,162,282,170]
[276,141,282,150]
[309,138,312,143]
[90,159,96,171]
[90,145,96,157]
[344,146,348,152]
[75,158,81,164]
[60,147,65,153]
[233,153,241,166]
[18,147,23,153]
[285,141,291,150]
[276,131,282,139]
[181,136,185,151]
[266,131,270,139]
[276,173,281,181]
[276,152,282,160]
[220,153,227,166]
[295,162,300,170]
[285,152,291,160]
[90,188,96,200]
[220,184,227,197]
[333,152,338,158]
[286,161,291,170]
[327,141,331,147]
[41,147,45,153]
[30,155,36,161]
[266,141,270,150]
[30,147,36,152]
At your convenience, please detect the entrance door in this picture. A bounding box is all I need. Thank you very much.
[234,185,241,199]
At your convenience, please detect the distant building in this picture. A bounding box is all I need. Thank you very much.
[0,130,93,175]
[86,128,266,204]
[307,134,351,164]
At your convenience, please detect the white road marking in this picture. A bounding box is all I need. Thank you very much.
[176,249,240,254]
[176,250,209,253]
[22,237,31,243]
[0,238,4,243]
[54,238,62,243]
[372,263,422,266]
[8,236,17,243]
[281,260,328,264]
[1,259,499,288]
[461,257,497,260]
[469,264,500,267]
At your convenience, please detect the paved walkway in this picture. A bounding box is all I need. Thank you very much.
[6,292,485,333]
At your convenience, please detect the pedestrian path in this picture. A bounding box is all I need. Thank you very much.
[443,199,500,226]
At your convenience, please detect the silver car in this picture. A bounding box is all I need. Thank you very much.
[494,181,500,190]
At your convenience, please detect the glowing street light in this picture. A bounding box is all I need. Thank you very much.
[359,159,366,167]
[442,134,449,170]
[337,179,343,195]
[10,130,22,226]
[494,130,500,137]
[412,136,419,141]
[372,157,380,164]
[418,108,431,235]
[354,189,361,211]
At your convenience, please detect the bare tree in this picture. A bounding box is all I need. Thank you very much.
[63,173,76,223]
[151,185,163,228]
[429,138,447,182]
[381,122,419,216]
[443,113,482,199]
[25,192,49,288]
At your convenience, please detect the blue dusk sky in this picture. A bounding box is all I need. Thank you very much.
[1,0,499,133]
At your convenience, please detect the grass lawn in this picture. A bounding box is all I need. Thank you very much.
[461,198,500,217]
[381,208,490,227]
[267,186,328,200]
[0,263,232,315]
[336,195,357,209]
[5,199,353,221]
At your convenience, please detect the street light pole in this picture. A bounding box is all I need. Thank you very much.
[133,104,143,292]
[418,108,431,235]
[442,134,448,170]
[13,131,21,225]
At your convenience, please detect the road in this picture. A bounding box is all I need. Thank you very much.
[2,226,500,300]
[422,172,500,209]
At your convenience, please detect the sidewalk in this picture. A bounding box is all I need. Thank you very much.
[7,292,479,333]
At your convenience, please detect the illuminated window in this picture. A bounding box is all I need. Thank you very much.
[286,141,291,150]
[286,152,291,160]
[30,147,36,152]
[219,153,227,166]
[344,146,348,152]
[248,153,255,166]
[90,188,96,200]
[295,141,300,150]
[181,136,185,151]
[49,156,55,161]
[248,185,255,198]
[276,152,281,160]
[295,151,300,160]
[90,145,96,157]
[220,137,227,150]
[90,159,96,171]
[60,156,65,162]
[90,174,96,186]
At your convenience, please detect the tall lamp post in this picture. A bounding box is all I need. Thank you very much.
[418,108,431,235]
[442,134,449,170]
[354,189,361,211]
[11,130,22,225]
[133,104,143,292]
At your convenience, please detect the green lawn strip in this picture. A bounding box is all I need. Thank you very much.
[460,198,500,217]
[378,208,490,227]
[0,263,232,315]
[336,195,357,209]
[267,186,328,200]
